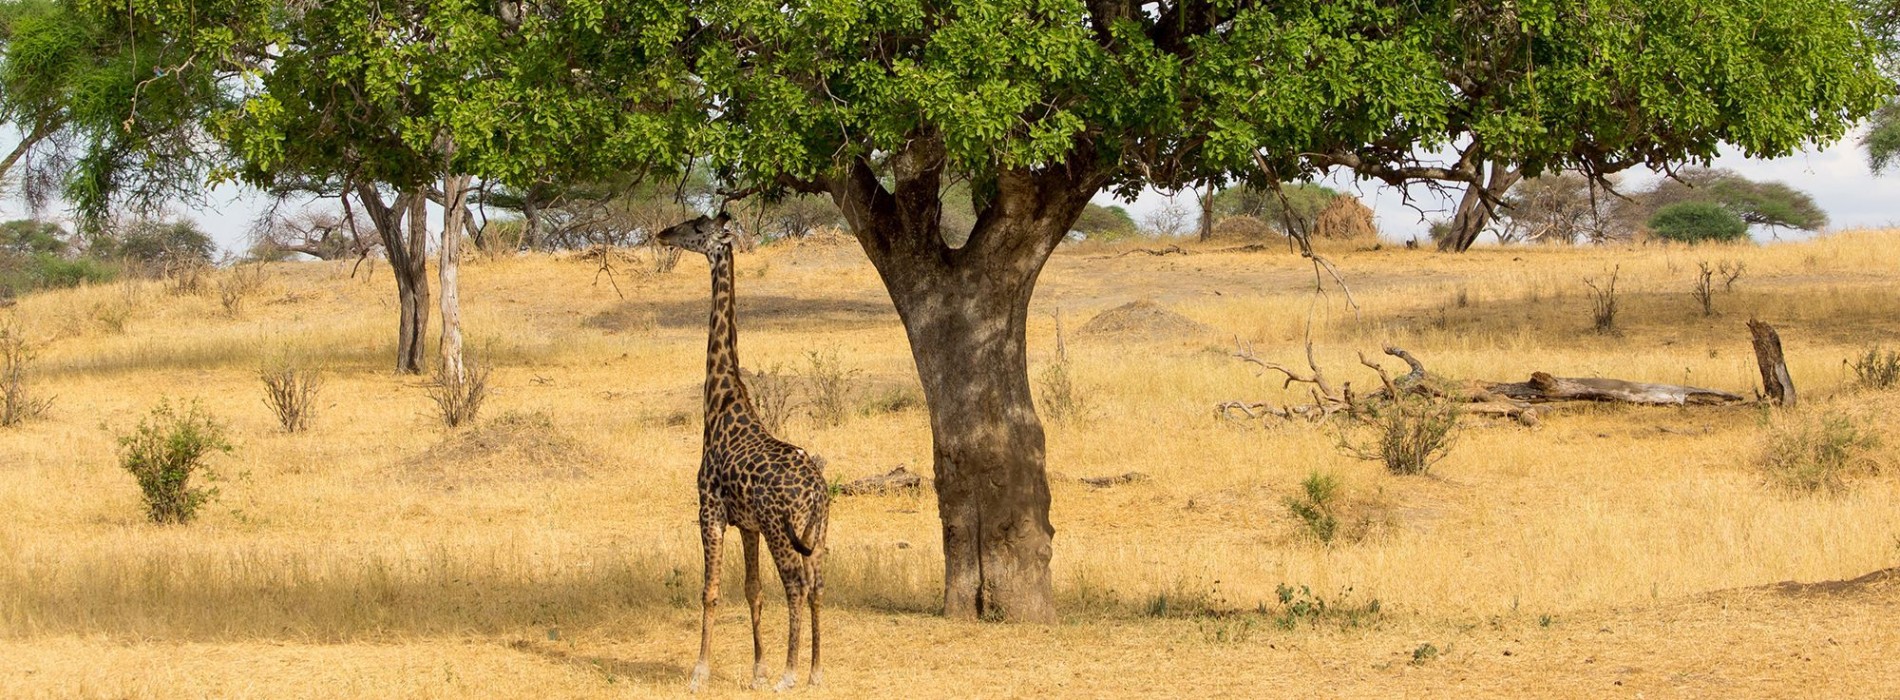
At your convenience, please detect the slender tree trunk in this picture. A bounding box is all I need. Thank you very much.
[523,194,545,251]
[1197,185,1215,242]
[1437,162,1523,252]
[353,181,430,374]
[394,189,432,374]
[440,174,470,383]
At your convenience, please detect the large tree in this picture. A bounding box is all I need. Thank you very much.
[89,0,1882,623]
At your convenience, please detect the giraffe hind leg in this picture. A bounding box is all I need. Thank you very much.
[768,536,807,691]
[741,528,770,689]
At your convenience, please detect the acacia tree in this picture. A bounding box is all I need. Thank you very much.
[527,0,1875,623]
[93,0,1881,623]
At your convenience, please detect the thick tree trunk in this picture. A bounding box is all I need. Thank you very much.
[1437,162,1522,252]
[1197,185,1215,242]
[439,174,470,382]
[829,148,1099,623]
[893,271,1055,622]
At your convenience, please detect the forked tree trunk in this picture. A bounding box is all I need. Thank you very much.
[352,181,431,374]
[397,190,432,373]
[832,150,1099,623]
[1437,161,1522,252]
[439,174,471,383]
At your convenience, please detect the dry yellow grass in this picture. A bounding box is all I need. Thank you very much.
[3,232,1899,698]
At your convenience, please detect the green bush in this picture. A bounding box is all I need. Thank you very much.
[0,252,118,297]
[1759,410,1881,495]
[1339,394,1461,475]
[117,399,232,524]
[1647,201,1749,243]
[1283,472,1341,544]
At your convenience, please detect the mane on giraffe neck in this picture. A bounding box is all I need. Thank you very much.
[703,242,756,419]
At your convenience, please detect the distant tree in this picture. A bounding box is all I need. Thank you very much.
[0,218,68,256]
[1141,198,1193,238]
[247,209,375,261]
[1071,203,1137,240]
[1494,173,1625,245]
[1208,183,1340,236]
[1648,202,1750,243]
[92,219,216,267]
[1642,169,1827,234]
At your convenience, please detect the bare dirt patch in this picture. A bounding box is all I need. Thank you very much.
[395,410,594,487]
[1078,299,1210,340]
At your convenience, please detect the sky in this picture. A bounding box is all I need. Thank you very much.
[2,130,1894,252]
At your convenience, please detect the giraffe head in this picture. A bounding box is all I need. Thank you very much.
[655,212,733,256]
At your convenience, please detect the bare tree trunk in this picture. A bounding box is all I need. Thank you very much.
[830,147,1101,623]
[1437,162,1523,252]
[1197,185,1215,242]
[1748,319,1796,407]
[523,193,545,251]
[352,181,430,374]
[395,189,432,374]
[439,174,470,383]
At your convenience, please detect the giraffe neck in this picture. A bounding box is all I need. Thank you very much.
[704,244,753,419]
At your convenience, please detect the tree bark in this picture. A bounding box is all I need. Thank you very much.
[439,174,470,383]
[1437,161,1522,252]
[351,181,430,373]
[1748,319,1796,407]
[827,146,1102,623]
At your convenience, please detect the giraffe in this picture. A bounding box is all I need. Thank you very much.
[657,213,830,693]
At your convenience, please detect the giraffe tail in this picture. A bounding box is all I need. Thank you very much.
[784,514,819,557]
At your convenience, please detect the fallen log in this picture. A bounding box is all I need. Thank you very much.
[1484,372,1744,406]
[837,466,926,496]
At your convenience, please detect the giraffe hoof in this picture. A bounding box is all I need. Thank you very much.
[773,673,796,692]
[808,669,824,688]
[750,666,772,690]
[687,664,710,693]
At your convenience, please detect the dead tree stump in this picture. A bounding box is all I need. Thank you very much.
[1748,319,1795,407]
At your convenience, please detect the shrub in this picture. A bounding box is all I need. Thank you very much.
[1340,393,1461,475]
[1583,266,1620,334]
[802,348,859,427]
[1760,410,1882,495]
[1,322,54,426]
[118,399,232,524]
[260,360,323,433]
[218,264,267,317]
[1283,472,1341,544]
[1849,347,1900,390]
[1037,313,1092,425]
[1647,201,1748,243]
[430,362,491,428]
[745,362,796,434]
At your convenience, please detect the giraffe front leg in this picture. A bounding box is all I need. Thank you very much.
[688,520,725,693]
[741,529,769,689]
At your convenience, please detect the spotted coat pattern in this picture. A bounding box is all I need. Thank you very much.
[659,214,830,693]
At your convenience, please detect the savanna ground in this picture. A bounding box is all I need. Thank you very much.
[3,230,1900,698]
